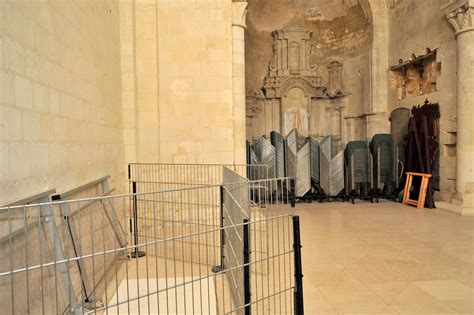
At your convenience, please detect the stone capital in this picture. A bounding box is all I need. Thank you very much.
[443,0,474,36]
[232,1,248,29]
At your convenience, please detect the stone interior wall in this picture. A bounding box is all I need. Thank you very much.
[387,0,457,201]
[0,0,465,206]
[0,1,125,312]
[0,1,124,204]
[245,0,373,142]
[119,0,237,164]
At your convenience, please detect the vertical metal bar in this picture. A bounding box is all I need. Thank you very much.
[41,203,77,313]
[112,197,119,314]
[243,218,251,315]
[179,190,186,315]
[188,188,195,314]
[292,216,304,315]
[101,198,109,315]
[153,191,161,314]
[131,181,145,258]
[212,185,225,272]
[290,178,296,208]
[62,203,90,303]
[8,208,14,315]
[123,197,131,315]
[24,206,30,314]
[38,205,45,315]
[89,199,97,315]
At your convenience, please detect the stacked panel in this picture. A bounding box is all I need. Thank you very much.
[370,134,397,194]
[345,141,372,194]
[319,136,345,196]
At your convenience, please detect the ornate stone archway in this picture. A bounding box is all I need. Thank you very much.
[248,22,346,139]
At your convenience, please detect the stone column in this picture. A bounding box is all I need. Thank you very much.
[232,1,248,164]
[339,104,348,145]
[366,0,390,137]
[444,0,474,215]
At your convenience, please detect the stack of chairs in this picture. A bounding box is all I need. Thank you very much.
[344,141,375,203]
[370,134,399,200]
[248,132,400,204]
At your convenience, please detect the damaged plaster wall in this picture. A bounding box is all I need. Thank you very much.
[387,0,457,201]
[245,0,374,142]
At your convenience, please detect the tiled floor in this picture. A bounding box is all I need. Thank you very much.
[296,200,474,314]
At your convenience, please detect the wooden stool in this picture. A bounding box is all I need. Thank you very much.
[402,172,432,209]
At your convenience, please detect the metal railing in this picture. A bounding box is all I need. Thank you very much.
[0,168,302,315]
[128,163,269,193]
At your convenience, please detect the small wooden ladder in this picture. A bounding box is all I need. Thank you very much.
[402,172,432,209]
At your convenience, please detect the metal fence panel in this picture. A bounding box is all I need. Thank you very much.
[296,142,311,197]
[0,167,299,315]
[308,137,320,185]
[271,131,286,178]
[255,137,276,179]
[129,163,269,193]
[222,167,249,312]
[320,136,344,196]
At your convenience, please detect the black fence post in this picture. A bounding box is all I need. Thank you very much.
[243,218,251,315]
[290,178,296,208]
[212,185,226,273]
[293,215,304,315]
[131,181,146,258]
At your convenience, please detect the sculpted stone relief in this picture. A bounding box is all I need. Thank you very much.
[247,22,347,139]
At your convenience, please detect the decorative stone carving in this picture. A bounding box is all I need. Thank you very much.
[232,1,248,29]
[445,0,473,35]
[327,61,344,98]
[268,22,317,77]
[262,22,345,100]
[248,21,347,137]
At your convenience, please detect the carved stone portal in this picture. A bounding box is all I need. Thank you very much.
[249,21,347,139]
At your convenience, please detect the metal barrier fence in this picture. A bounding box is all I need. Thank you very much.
[128,163,269,192]
[0,173,303,314]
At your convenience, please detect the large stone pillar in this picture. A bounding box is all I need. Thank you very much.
[232,1,248,164]
[366,0,390,138]
[444,0,474,215]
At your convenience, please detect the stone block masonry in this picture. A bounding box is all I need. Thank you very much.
[0,1,125,204]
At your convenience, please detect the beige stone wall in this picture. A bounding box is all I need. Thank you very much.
[0,1,124,204]
[120,0,238,164]
[387,0,457,201]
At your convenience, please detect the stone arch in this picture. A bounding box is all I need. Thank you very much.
[280,77,318,98]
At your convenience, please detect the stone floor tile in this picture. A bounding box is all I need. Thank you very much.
[318,285,385,306]
[414,279,474,301]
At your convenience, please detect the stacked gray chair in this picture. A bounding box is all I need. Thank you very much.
[285,129,311,198]
[344,141,373,202]
[270,131,285,178]
[370,134,398,197]
[319,136,345,197]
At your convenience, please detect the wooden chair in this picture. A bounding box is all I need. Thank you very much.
[402,172,432,209]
